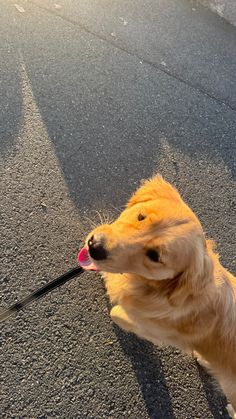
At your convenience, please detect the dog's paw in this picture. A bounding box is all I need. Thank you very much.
[227,404,236,419]
[110,305,134,332]
[193,351,210,369]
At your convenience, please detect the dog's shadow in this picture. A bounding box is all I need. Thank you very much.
[113,324,230,419]
[107,286,230,419]
[196,362,230,419]
[112,323,174,419]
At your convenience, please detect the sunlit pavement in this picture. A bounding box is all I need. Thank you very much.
[0,1,235,418]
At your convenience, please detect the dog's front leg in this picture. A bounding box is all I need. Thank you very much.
[110,305,164,346]
[110,305,135,333]
[227,403,236,419]
[193,351,211,369]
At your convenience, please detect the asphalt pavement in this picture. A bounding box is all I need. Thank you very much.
[0,0,236,418]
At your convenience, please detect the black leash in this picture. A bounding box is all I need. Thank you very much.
[0,266,84,322]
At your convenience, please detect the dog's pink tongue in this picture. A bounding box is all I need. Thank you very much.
[78,247,97,271]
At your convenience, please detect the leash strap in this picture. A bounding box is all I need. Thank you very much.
[0,266,84,322]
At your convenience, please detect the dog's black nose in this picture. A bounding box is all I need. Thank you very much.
[88,235,107,261]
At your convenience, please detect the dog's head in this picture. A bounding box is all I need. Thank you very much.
[79,175,211,285]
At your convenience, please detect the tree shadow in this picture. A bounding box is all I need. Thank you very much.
[6,11,234,216]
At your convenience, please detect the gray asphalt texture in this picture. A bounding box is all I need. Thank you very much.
[0,0,235,418]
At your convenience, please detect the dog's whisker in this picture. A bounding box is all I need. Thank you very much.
[103,214,108,224]
[104,213,114,225]
[96,210,105,225]
[82,215,97,228]
[110,204,122,214]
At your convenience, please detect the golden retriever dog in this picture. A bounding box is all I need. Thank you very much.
[78,175,236,416]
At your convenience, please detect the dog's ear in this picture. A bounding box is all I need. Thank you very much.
[168,239,214,306]
[127,174,181,208]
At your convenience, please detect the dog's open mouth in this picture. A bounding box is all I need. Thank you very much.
[78,247,98,271]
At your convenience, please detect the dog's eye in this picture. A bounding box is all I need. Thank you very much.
[146,249,159,262]
[137,214,146,221]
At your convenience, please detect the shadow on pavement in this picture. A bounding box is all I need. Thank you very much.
[112,325,174,419]
[196,361,230,419]
[3,7,234,213]
[15,46,236,216]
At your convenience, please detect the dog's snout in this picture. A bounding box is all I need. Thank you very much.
[88,235,95,248]
[88,234,107,261]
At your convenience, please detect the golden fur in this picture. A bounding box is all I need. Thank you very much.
[85,175,236,415]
